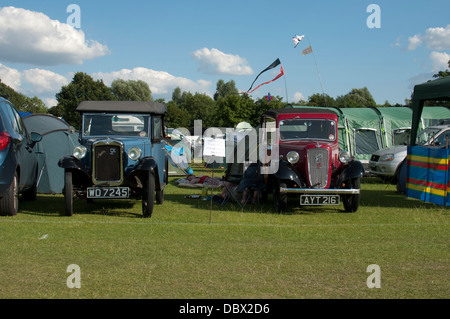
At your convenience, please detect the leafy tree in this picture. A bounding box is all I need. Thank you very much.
[308,93,337,107]
[213,79,239,101]
[111,79,153,101]
[252,95,285,126]
[0,80,48,113]
[214,94,255,128]
[179,92,216,128]
[433,60,450,78]
[336,87,376,107]
[54,72,114,129]
[171,87,182,105]
[166,100,191,128]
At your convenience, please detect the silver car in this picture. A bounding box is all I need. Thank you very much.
[369,124,450,182]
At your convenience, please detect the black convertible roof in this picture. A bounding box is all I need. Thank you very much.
[76,101,167,114]
[262,107,338,119]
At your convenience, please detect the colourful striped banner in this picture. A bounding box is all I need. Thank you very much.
[406,146,449,206]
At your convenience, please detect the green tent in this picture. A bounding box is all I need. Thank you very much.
[410,77,450,145]
[339,107,383,162]
[22,114,80,194]
[419,106,450,129]
[371,107,413,148]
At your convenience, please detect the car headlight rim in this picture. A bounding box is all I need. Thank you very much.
[380,154,395,162]
[73,145,87,159]
[286,151,299,164]
[339,150,351,164]
[128,147,142,161]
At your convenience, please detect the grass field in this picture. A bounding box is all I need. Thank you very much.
[0,165,448,299]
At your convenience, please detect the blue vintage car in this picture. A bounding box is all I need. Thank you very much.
[0,97,42,216]
[58,101,168,217]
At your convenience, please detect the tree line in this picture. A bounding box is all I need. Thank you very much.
[1,60,449,130]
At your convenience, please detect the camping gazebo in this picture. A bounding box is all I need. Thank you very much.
[407,77,450,206]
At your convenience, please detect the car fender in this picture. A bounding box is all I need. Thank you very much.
[335,160,365,187]
[58,155,91,186]
[129,156,162,190]
[273,160,306,188]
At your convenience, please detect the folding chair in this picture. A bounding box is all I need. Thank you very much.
[236,162,266,207]
[220,162,266,208]
[219,162,245,208]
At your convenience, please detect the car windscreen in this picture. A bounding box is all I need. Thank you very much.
[416,127,449,147]
[83,113,149,137]
[279,119,336,141]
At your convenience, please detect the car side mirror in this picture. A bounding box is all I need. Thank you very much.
[29,132,42,147]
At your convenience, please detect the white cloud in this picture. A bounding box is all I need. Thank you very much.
[407,35,422,50]
[430,51,450,72]
[0,64,70,107]
[0,63,21,90]
[93,67,212,96]
[192,48,253,75]
[293,92,305,102]
[407,25,450,51]
[21,69,68,94]
[0,6,109,66]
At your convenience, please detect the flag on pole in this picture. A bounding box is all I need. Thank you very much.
[244,58,285,94]
[302,46,312,55]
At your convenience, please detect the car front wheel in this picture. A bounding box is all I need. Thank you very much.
[342,177,361,213]
[273,180,287,213]
[142,171,155,218]
[64,170,74,216]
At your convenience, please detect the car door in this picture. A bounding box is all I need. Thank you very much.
[151,115,167,187]
[4,103,36,189]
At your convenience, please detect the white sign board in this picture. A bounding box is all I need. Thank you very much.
[203,138,226,157]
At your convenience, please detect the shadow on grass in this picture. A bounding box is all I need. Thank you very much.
[361,189,443,209]
[18,195,142,219]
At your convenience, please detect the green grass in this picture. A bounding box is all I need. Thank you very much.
[0,166,448,299]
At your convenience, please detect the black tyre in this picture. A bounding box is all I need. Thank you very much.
[273,180,287,213]
[142,171,155,218]
[342,177,361,213]
[156,189,164,205]
[64,170,74,216]
[0,172,19,216]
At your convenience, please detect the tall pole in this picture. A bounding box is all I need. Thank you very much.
[307,37,327,107]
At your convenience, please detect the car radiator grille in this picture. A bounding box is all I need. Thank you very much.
[307,148,329,188]
[93,144,122,182]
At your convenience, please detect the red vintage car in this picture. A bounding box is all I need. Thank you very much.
[260,108,364,213]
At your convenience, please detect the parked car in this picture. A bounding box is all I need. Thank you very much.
[0,97,42,216]
[58,101,168,217]
[261,108,364,213]
[369,124,450,182]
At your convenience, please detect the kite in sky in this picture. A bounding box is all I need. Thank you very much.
[243,58,285,94]
[292,35,304,48]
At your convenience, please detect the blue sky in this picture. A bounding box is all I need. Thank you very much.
[0,0,449,107]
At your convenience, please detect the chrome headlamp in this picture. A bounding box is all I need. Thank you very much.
[339,150,351,164]
[73,145,87,159]
[128,147,142,161]
[286,151,299,164]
